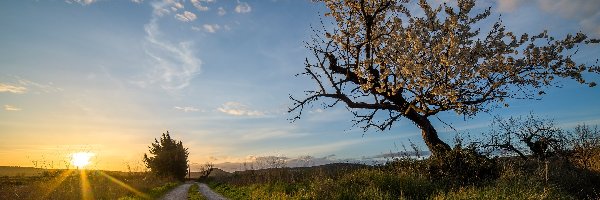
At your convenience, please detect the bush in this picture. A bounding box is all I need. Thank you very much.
[569,124,600,172]
[427,143,499,186]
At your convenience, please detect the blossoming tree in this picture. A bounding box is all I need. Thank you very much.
[290,0,599,156]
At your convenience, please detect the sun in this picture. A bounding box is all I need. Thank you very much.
[71,152,94,169]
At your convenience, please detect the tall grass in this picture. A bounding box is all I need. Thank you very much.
[206,144,600,200]
[208,160,583,199]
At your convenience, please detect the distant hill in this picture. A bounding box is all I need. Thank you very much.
[188,168,231,179]
[0,166,46,176]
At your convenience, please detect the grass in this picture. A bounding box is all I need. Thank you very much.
[205,156,599,200]
[187,183,207,200]
[203,124,600,199]
[0,169,179,200]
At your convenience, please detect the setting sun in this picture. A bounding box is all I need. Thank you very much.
[71,152,94,169]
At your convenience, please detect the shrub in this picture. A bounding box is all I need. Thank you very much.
[427,144,499,186]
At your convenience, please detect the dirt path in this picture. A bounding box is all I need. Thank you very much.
[197,183,229,200]
[159,182,228,200]
[159,182,193,200]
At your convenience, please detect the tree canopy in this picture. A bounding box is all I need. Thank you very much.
[290,0,599,156]
[143,131,189,181]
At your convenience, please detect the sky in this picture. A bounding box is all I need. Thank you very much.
[0,0,599,172]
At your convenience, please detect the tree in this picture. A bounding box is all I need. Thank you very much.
[484,114,567,160]
[290,0,599,156]
[143,131,189,181]
[197,162,214,181]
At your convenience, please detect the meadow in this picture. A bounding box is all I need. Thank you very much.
[205,138,600,200]
[0,168,178,200]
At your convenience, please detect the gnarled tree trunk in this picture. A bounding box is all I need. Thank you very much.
[406,111,451,156]
[418,119,451,157]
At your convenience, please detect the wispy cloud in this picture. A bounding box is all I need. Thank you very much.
[191,0,213,11]
[0,83,27,94]
[16,78,63,93]
[4,105,22,111]
[172,1,184,11]
[131,0,144,3]
[218,101,264,116]
[202,24,220,33]
[537,0,600,35]
[235,1,251,13]
[497,0,600,35]
[175,11,197,22]
[149,0,185,17]
[218,7,226,16]
[174,106,200,112]
[65,0,96,5]
[497,0,522,12]
[136,3,202,91]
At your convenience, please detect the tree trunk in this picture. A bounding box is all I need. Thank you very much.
[414,116,451,157]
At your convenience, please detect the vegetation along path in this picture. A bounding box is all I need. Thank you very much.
[160,182,228,200]
[197,183,229,200]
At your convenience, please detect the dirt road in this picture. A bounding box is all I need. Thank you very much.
[197,183,228,200]
[159,182,193,200]
[159,182,228,200]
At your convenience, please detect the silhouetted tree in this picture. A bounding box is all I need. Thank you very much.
[143,131,189,181]
[197,162,214,181]
[484,114,567,159]
[290,0,599,156]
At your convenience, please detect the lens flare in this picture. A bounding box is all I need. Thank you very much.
[71,152,94,168]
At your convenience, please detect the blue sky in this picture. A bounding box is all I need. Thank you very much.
[0,0,599,171]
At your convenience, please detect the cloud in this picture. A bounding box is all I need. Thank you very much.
[149,0,185,18]
[174,106,200,112]
[4,105,22,111]
[131,0,144,3]
[65,0,96,5]
[16,78,63,93]
[218,7,226,16]
[0,78,62,94]
[536,0,600,35]
[175,11,197,22]
[202,24,221,33]
[218,102,264,116]
[0,83,27,94]
[191,0,211,11]
[496,0,600,35]
[235,1,251,13]
[497,0,523,12]
[138,17,201,90]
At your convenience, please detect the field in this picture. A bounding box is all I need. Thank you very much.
[0,167,178,200]
[2,151,600,199]
[206,153,600,199]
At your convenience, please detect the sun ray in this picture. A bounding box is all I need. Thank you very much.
[41,169,75,199]
[79,170,95,200]
[99,171,151,199]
